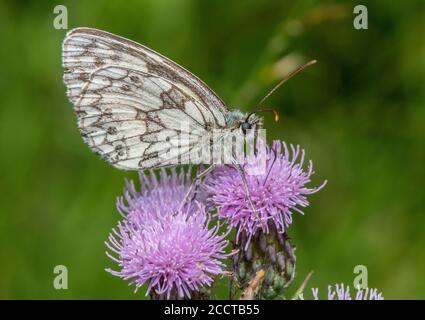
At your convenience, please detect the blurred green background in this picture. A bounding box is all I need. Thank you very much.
[0,0,424,299]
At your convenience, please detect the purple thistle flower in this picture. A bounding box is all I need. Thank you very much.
[116,167,201,221]
[105,169,230,299]
[311,283,384,300]
[205,140,326,242]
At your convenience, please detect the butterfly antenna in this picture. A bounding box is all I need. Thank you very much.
[257,59,317,106]
[246,108,279,123]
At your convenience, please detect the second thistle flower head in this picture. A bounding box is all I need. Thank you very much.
[205,140,326,241]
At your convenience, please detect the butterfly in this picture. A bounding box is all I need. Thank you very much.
[63,27,317,178]
[63,28,269,170]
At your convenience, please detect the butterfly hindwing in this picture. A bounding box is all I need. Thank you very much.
[62,28,228,170]
[77,66,213,169]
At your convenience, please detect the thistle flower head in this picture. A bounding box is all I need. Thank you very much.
[106,168,229,299]
[205,140,326,241]
[116,167,200,221]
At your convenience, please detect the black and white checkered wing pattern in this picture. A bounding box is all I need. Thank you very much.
[62,28,228,170]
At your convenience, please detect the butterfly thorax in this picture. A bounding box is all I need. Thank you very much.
[225,109,263,133]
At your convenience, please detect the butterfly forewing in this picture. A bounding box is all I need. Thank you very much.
[62,28,228,170]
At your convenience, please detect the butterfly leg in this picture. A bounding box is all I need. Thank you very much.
[232,162,265,229]
[178,165,215,211]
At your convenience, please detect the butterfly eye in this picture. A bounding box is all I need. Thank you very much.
[241,122,252,135]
